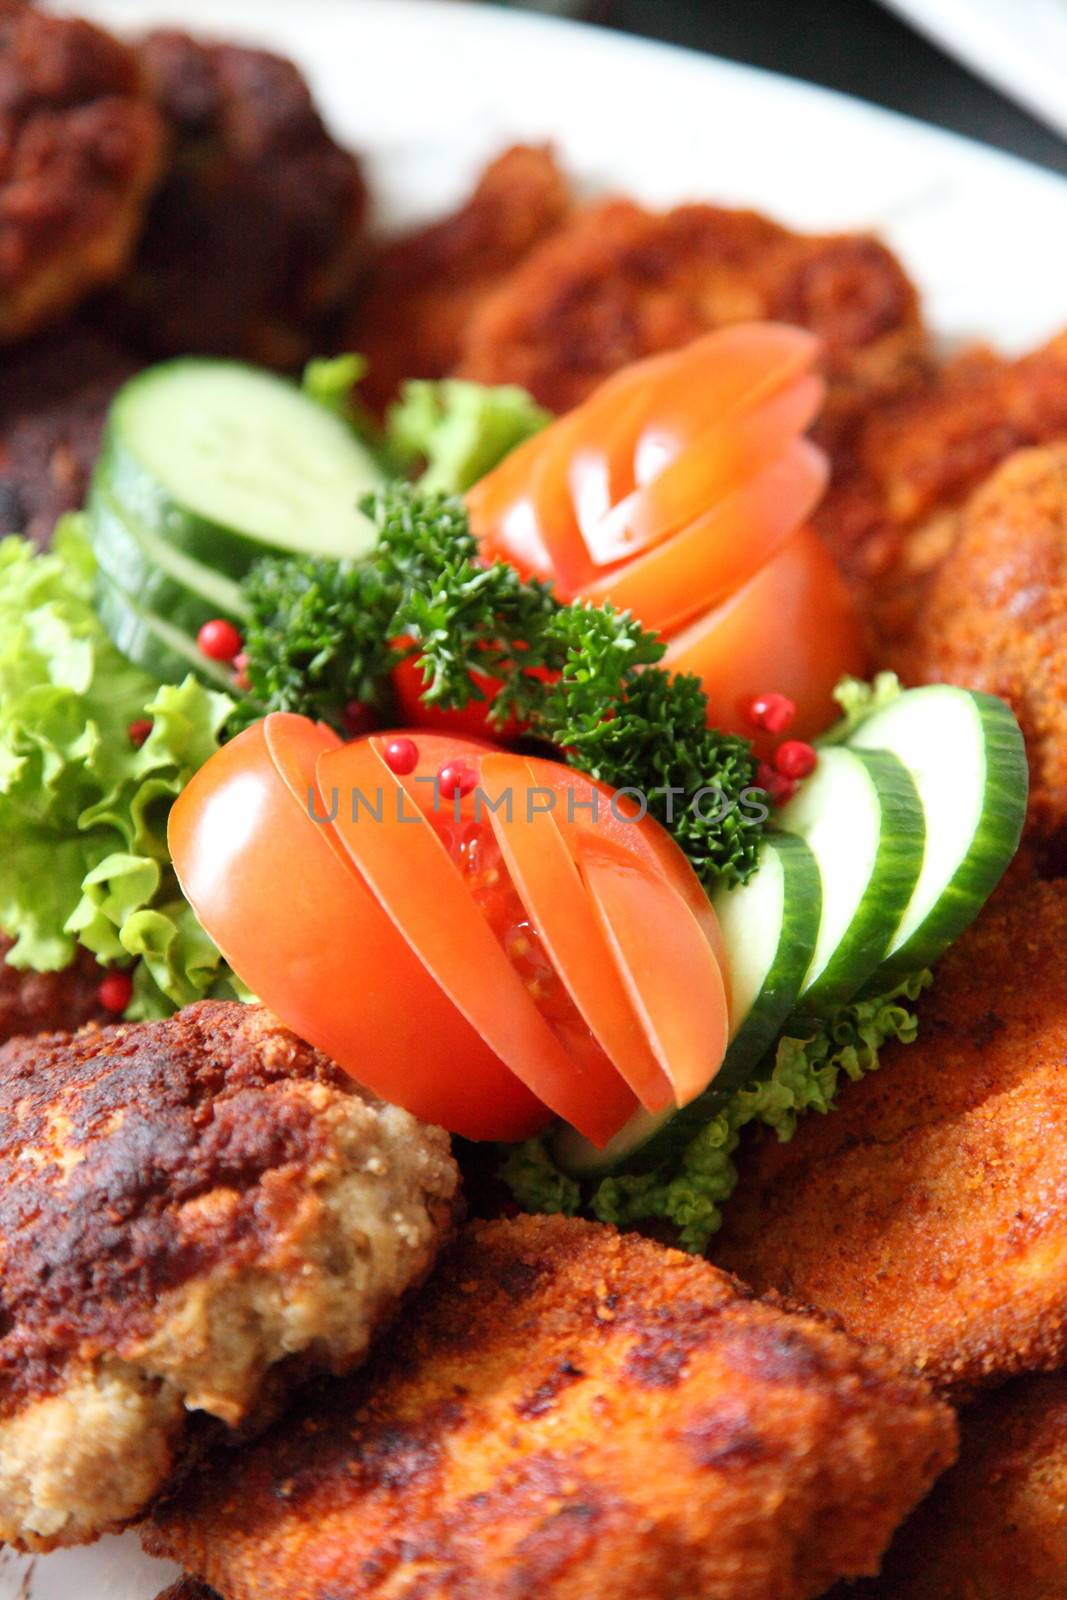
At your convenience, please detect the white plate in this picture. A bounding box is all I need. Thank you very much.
[13,4,1067,1596]
[881,0,1067,145]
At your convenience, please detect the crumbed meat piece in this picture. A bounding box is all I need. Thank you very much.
[111,29,367,366]
[345,144,573,413]
[0,1001,458,1552]
[816,330,1067,597]
[0,316,136,542]
[715,877,1067,1399]
[0,0,163,340]
[879,445,1067,854]
[456,195,927,455]
[837,1372,1067,1600]
[145,1215,956,1600]
[0,932,104,1042]
[155,1585,222,1600]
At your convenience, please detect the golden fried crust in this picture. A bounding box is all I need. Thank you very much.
[0,317,136,542]
[146,1215,956,1600]
[715,878,1067,1399]
[155,1585,221,1600]
[842,1373,1067,1600]
[816,332,1067,595]
[0,933,104,1043]
[111,30,367,366]
[0,2,164,340]
[881,445,1067,852]
[0,1000,459,1550]
[346,144,573,413]
[456,196,926,435]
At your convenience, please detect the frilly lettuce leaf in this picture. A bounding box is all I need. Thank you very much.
[0,523,243,1017]
[385,378,550,494]
[819,671,904,745]
[500,971,931,1253]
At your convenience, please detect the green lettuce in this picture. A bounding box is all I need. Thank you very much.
[500,971,931,1252]
[0,521,244,1017]
[385,378,550,493]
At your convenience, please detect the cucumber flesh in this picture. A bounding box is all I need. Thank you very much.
[778,746,925,1010]
[90,485,247,626]
[553,832,822,1179]
[94,578,235,690]
[849,686,1027,984]
[103,358,381,562]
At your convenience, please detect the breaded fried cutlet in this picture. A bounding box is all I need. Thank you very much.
[715,877,1067,1400]
[839,1372,1067,1600]
[881,446,1067,856]
[0,1,164,341]
[455,195,927,443]
[111,30,367,366]
[0,932,103,1043]
[0,1001,458,1552]
[155,1585,221,1600]
[0,317,136,542]
[816,331,1067,595]
[145,1214,956,1600]
[346,144,573,413]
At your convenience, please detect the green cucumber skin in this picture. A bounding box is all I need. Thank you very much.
[94,576,235,690]
[713,832,822,1093]
[89,485,248,638]
[855,690,1027,988]
[789,748,926,1013]
[554,834,822,1180]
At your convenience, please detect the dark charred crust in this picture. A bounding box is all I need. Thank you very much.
[0,932,106,1041]
[0,1001,359,1416]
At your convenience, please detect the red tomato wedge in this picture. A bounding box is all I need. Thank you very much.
[478,752,674,1114]
[584,373,824,567]
[318,737,637,1146]
[168,715,547,1141]
[574,830,730,1108]
[584,437,829,634]
[663,526,867,748]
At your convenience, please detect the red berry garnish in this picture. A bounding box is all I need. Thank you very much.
[383,736,419,775]
[746,692,796,735]
[756,761,798,808]
[232,650,251,692]
[342,700,375,737]
[127,718,153,749]
[437,759,477,800]
[775,740,818,780]
[197,618,243,663]
[98,971,133,1014]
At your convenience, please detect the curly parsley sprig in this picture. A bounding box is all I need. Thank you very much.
[233,485,765,885]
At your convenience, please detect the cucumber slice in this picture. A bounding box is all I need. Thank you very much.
[98,358,381,570]
[94,577,235,690]
[553,833,822,1179]
[778,746,925,1010]
[90,485,248,632]
[849,686,1027,984]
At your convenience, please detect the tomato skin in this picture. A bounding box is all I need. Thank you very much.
[390,653,551,742]
[662,527,868,753]
[168,715,548,1142]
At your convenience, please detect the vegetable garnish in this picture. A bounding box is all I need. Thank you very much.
[234,486,768,888]
[169,719,733,1144]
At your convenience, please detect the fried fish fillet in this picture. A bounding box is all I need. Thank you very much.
[0,1001,458,1552]
[841,1372,1067,1600]
[877,445,1067,857]
[715,877,1067,1399]
[111,29,367,367]
[346,144,573,413]
[0,0,164,341]
[0,932,104,1043]
[146,1214,956,1600]
[456,195,927,447]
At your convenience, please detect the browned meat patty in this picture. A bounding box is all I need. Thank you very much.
[145,1214,956,1600]
[0,931,104,1042]
[714,877,1067,1400]
[0,1001,459,1551]
[0,316,135,542]
[344,144,573,413]
[0,0,163,341]
[108,29,366,367]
